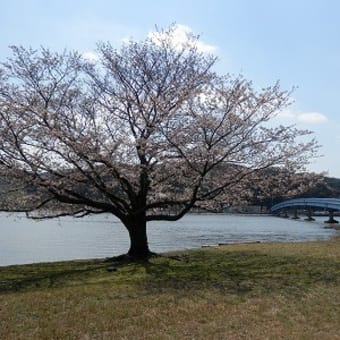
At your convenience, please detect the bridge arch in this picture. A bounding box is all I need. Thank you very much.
[271,198,340,213]
[271,198,340,223]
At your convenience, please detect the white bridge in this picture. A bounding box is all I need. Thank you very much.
[271,198,340,223]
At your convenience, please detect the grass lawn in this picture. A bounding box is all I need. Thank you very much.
[0,237,339,339]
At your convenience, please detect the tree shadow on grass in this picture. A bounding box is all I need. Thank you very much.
[1,249,339,297]
[0,252,160,294]
[0,259,114,293]
[141,249,340,297]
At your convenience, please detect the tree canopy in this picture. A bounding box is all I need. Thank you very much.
[0,26,319,258]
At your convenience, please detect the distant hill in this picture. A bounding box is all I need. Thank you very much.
[297,176,340,198]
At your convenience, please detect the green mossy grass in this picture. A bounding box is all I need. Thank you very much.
[1,237,339,339]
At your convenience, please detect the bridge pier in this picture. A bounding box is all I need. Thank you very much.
[291,208,300,219]
[325,210,339,224]
[280,210,289,218]
[304,208,315,221]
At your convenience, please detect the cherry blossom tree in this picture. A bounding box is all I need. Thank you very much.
[0,27,319,258]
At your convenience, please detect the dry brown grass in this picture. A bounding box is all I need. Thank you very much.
[1,237,339,339]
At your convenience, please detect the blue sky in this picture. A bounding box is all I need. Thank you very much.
[1,0,340,177]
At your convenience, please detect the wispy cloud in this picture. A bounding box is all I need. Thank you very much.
[148,24,218,54]
[277,110,328,124]
[82,24,218,64]
[297,112,328,124]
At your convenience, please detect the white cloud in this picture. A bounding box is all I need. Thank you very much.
[297,112,328,124]
[148,24,217,54]
[277,110,328,124]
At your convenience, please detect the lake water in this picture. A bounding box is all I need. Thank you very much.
[0,213,337,266]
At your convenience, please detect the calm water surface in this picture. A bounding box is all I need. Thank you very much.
[0,213,337,266]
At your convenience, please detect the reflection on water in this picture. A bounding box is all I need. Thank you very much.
[0,213,337,266]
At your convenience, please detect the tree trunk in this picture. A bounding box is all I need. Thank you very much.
[126,219,151,259]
